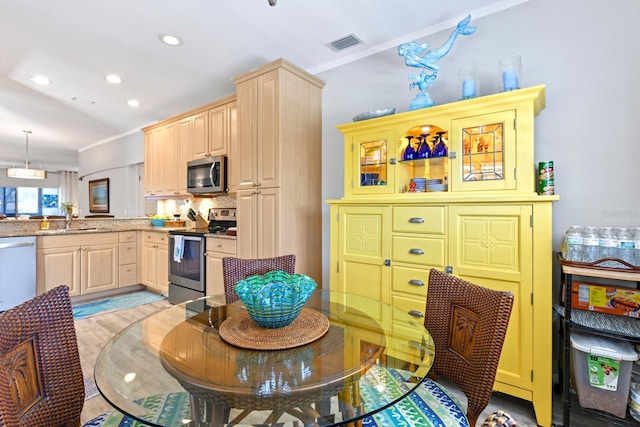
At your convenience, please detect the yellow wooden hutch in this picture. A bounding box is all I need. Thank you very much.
[327,85,558,427]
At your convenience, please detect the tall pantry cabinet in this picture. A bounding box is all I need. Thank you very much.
[328,86,558,427]
[232,59,324,283]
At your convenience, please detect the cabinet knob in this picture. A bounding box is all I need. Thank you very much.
[409,217,425,223]
[409,248,424,255]
[408,279,424,287]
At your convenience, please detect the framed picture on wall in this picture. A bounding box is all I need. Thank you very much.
[89,178,109,213]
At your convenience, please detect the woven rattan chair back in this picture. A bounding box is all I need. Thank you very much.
[222,255,296,304]
[425,269,514,427]
[0,285,84,427]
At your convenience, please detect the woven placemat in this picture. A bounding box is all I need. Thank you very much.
[219,308,329,350]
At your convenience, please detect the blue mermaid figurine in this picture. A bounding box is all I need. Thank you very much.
[398,15,476,110]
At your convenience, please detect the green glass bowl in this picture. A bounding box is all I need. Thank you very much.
[234,270,317,328]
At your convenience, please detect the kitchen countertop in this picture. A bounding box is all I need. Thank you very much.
[0,218,236,240]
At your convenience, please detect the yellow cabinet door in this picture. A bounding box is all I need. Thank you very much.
[450,110,517,192]
[347,130,396,197]
[334,206,391,316]
[448,204,534,395]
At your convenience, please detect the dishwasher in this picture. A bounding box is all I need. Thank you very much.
[0,236,36,311]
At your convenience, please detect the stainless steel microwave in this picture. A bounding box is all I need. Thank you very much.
[186,156,227,194]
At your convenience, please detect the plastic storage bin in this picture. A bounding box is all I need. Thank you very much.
[570,332,639,418]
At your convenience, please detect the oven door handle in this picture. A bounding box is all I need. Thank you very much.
[169,235,204,242]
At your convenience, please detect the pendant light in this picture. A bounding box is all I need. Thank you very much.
[7,130,47,179]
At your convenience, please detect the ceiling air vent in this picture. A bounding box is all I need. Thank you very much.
[326,34,363,52]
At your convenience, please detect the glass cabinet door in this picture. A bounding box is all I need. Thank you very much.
[351,130,396,195]
[450,110,516,192]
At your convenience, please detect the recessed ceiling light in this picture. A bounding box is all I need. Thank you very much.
[106,74,123,84]
[127,99,140,107]
[30,75,51,85]
[159,34,183,46]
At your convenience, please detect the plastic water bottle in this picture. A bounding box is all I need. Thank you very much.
[616,228,635,268]
[632,227,640,268]
[562,226,583,262]
[598,227,617,268]
[582,226,600,263]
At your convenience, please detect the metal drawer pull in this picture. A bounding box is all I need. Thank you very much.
[408,279,424,286]
[409,248,424,255]
[408,310,424,318]
[409,217,424,223]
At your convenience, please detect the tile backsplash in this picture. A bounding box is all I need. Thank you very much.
[156,195,236,220]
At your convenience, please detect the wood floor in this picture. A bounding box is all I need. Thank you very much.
[75,299,172,424]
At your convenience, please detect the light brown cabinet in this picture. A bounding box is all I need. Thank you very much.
[118,231,138,287]
[205,237,236,296]
[143,96,237,197]
[36,233,119,296]
[232,59,324,282]
[184,110,209,160]
[143,121,180,197]
[141,231,168,293]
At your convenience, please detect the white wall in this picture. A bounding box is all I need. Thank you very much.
[317,0,640,285]
[77,131,145,217]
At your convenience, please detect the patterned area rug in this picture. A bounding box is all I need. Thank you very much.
[82,367,471,427]
[82,392,191,427]
[73,291,166,320]
[360,366,470,427]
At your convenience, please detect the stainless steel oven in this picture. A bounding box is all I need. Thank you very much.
[168,207,237,305]
[168,232,206,304]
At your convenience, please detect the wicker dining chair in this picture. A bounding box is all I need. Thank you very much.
[0,285,84,427]
[221,255,296,303]
[363,268,514,427]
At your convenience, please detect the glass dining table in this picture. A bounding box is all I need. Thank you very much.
[94,289,434,426]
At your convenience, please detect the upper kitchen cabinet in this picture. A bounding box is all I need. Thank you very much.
[143,121,180,197]
[232,59,325,282]
[143,95,237,198]
[337,85,545,197]
[190,95,236,160]
[180,110,207,161]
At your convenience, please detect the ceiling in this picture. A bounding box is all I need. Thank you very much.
[0,0,518,171]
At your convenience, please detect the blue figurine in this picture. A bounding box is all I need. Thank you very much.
[398,15,476,110]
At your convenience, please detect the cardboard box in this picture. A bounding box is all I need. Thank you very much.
[571,282,640,317]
